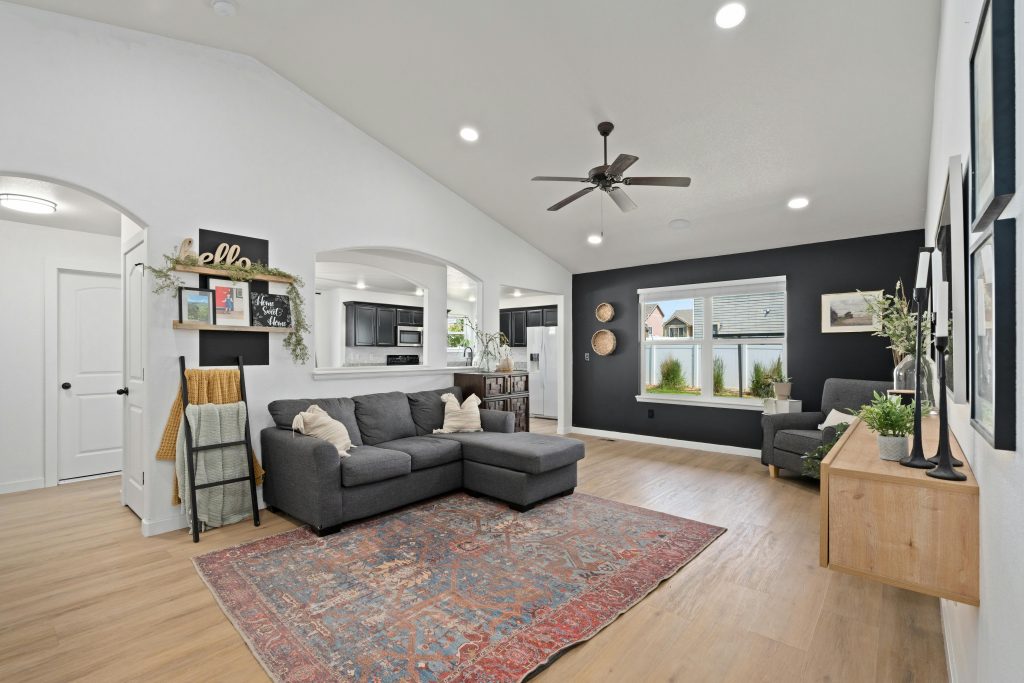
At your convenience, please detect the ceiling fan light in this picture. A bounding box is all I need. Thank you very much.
[715,3,746,29]
[587,233,604,245]
[0,193,57,214]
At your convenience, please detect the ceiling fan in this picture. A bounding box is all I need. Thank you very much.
[532,121,691,212]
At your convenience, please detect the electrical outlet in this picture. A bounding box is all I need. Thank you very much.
[648,409,654,418]
[585,352,590,361]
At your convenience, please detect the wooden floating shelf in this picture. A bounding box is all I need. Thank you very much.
[173,321,292,334]
[172,265,294,284]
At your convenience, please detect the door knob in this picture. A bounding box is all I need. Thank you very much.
[61,382,71,390]
[116,387,130,396]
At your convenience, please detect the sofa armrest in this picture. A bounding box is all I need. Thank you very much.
[760,411,825,465]
[480,409,515,433]
[260,427,344,530]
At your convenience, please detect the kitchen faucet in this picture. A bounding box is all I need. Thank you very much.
[463,346,474,367]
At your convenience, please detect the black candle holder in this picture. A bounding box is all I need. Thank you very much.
[901,287,935,469]
[927,336,966,481]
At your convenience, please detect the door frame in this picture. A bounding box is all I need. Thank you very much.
[43,256,121,487]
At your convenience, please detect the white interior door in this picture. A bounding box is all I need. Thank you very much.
[122,241,146,515]
[58,271,123,481]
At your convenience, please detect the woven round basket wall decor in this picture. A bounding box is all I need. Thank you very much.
[591,329,617,356]
[595,302,615,323]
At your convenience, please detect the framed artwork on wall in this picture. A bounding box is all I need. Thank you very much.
[969,0,1015,232]
[208,277,251,327]
[933,156,970,403]
[820,291,882,333]
[969,219,1015,450]
[178,287,215,325]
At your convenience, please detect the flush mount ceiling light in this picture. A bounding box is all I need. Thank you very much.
[355,281,367,290]
[715,3,746,28]
[668,218,691,230]
[513,289,522,297]
[0,193,57,214]
[415,287,424,296]
[787,196,810,209]
[587,233,604,246]
[210,0,237,17]
[459,127,479,142]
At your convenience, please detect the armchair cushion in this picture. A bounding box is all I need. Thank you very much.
[760,411,824,465]
[821,378,893,415]
[341,445,411,486]
[774,429,823,455]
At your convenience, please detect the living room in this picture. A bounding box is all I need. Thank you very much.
[0,1,1019,681]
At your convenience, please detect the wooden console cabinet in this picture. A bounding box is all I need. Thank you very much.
[453,371,529,432]
[820,416,979,605]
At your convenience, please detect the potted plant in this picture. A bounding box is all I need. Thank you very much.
[771,375,793,400]
[464,320,507,372]
[855,391,916,461]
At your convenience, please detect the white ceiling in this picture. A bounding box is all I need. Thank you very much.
[9,1,940,271]
[0,175,122,235]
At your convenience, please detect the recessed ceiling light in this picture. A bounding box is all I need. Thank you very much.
[462,282,471,290]
[355,281,367,290]
[668,218,691,230]
[459,127,479,142]
[210,0,237,17]
[415,287,424,296]
[787,196,810,209]
[468,295,477,302]
[0,193,57,214]
[715,3,746,29]
[587,233,603,245]
[513,289,522,298]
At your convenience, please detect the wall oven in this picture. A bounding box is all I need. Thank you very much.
[396,326,423,347]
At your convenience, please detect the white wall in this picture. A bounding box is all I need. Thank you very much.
[0,218,120,493]
[0,4,572,533]
[926,1,1024,680]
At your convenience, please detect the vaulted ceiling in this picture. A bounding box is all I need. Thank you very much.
[9,0,940,272]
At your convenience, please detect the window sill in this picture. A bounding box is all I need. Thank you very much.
[313,366,467,381]
[635,394,767,411]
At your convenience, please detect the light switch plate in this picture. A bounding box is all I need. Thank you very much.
[585,352,590,361]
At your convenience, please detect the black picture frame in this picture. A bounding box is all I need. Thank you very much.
[932,156,970,403]
[969,0,1015,232]
[178,286,216,325]
[969,219,1015,450]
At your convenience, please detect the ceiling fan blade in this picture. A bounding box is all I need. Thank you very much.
[605,153,639,178]
[547,186,596,211]
[532,176,591,182]
[623,177,692,187]
[606,187,638,212]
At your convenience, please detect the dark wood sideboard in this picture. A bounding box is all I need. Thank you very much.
[453,371,529,432]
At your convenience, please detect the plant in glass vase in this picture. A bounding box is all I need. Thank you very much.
[464,319,508,372]
[862,280,934,407]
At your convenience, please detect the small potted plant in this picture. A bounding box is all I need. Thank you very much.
[855,391,916,461]
[771,375,793,400]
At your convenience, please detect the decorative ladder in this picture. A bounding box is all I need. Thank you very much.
[178,355,261,543]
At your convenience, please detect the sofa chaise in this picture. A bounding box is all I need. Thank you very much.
[260,386,584,535]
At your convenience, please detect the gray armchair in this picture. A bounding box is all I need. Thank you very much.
[761,378,891,478]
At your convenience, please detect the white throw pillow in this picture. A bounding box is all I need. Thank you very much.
[818,409,852,431]
[433,393,483,434]
[292,404,352,457]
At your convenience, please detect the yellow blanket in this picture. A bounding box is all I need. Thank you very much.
[156,368,265,504]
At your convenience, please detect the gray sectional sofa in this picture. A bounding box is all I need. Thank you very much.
[260,386,584,535]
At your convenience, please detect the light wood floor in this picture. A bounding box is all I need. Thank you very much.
[0,420,947,682]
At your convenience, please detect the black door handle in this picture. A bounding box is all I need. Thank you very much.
[116,387,129,396]
[61,382,71,390]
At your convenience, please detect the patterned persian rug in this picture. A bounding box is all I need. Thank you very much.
[194,492,725,682]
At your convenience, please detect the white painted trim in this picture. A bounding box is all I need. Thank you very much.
[940,600,961,683]
[312,366,459,381]
[44,257,121,488]
[570,426,761,458]
[58,471,121,484]
[0,477,45,495]
[140,513,188,537]
[634,394,767,411]
[638,275,786,297]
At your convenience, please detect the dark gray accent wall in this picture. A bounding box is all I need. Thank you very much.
[572,230,924,449]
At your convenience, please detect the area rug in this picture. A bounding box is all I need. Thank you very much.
[194,492,725,682]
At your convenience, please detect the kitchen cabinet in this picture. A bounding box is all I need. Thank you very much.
[499,306,558,346]
[526,309,543,328]
[397,308,423,326]
[375,307,397,346]
[345,302,423,347]
[542,307,558,326]
[348,304,377,346]
[510,310,527,347]
[499,311,512,345]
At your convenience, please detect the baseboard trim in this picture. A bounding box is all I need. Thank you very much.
[569,427,761,458]
[141,513,188,537]
[940,599,960,683]
[0,477,45,495]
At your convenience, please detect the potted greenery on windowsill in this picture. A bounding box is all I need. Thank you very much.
[855,391,916,461]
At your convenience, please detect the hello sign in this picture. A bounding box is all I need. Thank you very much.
[176,238,253,268]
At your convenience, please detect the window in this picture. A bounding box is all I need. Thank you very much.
[638,276,786,407]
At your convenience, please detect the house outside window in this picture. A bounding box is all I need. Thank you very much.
[637,276,786,408]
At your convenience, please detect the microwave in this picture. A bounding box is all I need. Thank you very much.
[397,326,423,347]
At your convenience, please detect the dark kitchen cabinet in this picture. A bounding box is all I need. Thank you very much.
[510,310,527,347]
[499,311,512,344]
[346,304,378,347]
[542,307,558,326]
[499,305,558,344]
[375,307,397,346]
[526,308,543,328]
[397,308,423,326]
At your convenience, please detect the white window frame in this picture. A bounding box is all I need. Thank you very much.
[447,313,474,352]
[636,276,787,410]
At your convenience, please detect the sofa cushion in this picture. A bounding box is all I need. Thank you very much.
[341,445,411,487]
[406,386,463,435]
[267,397,362,446]
[377,436,462,471]
[774,429,823,455]
[352,392,418,445]
[430,432,584,475]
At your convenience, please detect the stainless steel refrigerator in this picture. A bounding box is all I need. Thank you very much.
[527,326,558,418]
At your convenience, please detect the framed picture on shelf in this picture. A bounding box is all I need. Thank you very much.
[178,287,215,325]
[208,277,250,327]
[820,291,882,333]
[250,292,292,328]
[969,219,1015,450]
[969,0,1015,232]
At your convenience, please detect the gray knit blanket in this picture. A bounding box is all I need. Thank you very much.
[176,402,251,532]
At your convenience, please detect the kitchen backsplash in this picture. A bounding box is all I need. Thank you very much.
[344,346,421,366]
